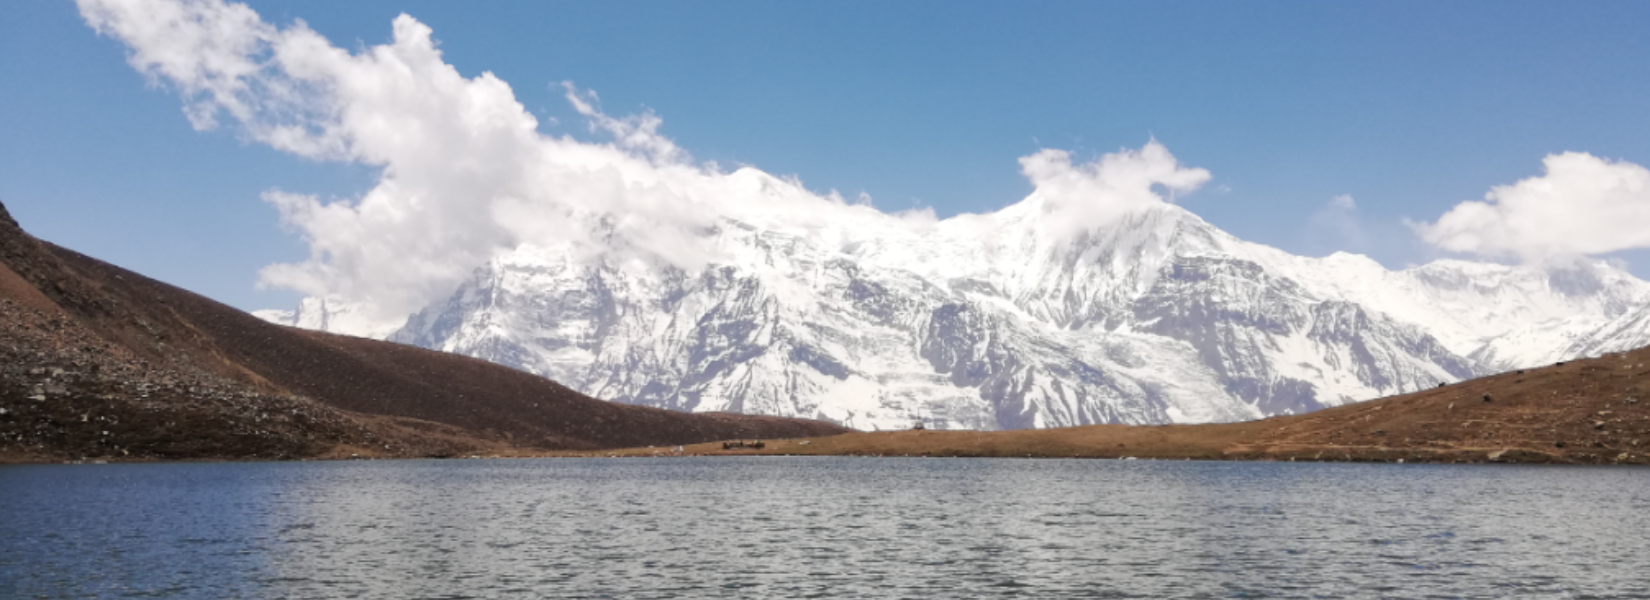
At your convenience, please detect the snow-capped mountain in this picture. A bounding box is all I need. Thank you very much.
[253,170,1650,431]
[1557,303,1650,360]
[251,296,405,340]
[1265,255,1648,371]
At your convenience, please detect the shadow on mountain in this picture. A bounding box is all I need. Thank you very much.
[0,199,847,462]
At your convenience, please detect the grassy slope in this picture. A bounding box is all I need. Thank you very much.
[597,346,1650,465]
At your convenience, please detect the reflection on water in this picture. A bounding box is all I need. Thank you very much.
[2,458,1648,598]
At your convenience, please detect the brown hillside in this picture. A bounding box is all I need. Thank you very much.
[0,199,847,462]
[622,343,1650,465]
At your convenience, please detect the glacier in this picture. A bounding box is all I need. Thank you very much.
[255,169,1650,431]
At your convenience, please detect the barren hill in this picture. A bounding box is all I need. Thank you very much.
[656,347,1650,465]
[0,200,846,462]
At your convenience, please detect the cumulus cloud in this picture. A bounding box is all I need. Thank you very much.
[1413,152,1650,262]
[79,0,725,319]
[1020,141,1212,240]
[79,0,1215,327]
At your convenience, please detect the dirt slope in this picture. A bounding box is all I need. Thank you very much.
[628,344,1650,465]
[0,199,847,462]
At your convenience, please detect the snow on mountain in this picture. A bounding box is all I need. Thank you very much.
[250,309,295,326]
[250,296,405,340]
[1558,301,1650,360]
[259,168,1650,431]
[1252,253,1648,372]
[373,193,1543,430]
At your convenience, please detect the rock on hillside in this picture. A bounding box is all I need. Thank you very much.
[0,198,847,462]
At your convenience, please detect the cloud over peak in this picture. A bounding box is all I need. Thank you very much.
[1020,141,1212,240]
[80,0,1224,326]
[1414,151,1650,262]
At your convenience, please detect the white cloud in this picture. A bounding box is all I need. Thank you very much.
[80,0,725,320]
[1413,152,1650,262]
[79,0,1216,326]
[79,0,271,131]
[1019,141,1211,240]
[561,82,685,165]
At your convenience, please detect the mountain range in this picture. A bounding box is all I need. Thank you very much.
[258,169,1650,431]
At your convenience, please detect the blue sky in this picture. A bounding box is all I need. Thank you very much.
[5,0,1650,312]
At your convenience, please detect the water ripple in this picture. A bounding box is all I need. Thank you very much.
[2,459,1649,598]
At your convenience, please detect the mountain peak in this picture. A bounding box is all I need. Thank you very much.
[256,188,1650,431]
[0,198,18,231]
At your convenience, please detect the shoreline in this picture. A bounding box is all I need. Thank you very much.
[7,431,1645,466]
[570,429,1648,466]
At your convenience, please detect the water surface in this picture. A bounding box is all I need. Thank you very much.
[2,458,1647,598]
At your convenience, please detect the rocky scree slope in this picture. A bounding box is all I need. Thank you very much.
[0,199,846,462]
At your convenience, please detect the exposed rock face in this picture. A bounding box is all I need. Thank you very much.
[353,197,1650,432]
[247,159,1650,431]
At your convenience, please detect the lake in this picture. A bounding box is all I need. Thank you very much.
[1,457,1646,598]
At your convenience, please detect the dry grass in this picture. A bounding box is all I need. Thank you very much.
[591,346,1650,466]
